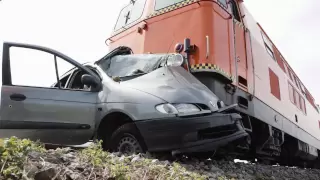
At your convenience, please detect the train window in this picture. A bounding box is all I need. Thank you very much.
[261,32,275,60]
[114,5,131,30]
[155,0,185,10]
[283,61,289,75]
[299,82,303,92]
[297,79,303,91]
[305,90,317,112]
[129,0,147,24]
[293,76,300,90]
[294,90,300,107]
[265,46,275,59]
[295,115,298,123]
[300,95,307,114]
[288,83,295,104]
[218,0,228,7]
[230,0,241,22]
[114,0,147,30]
[287,68,294,81]
[277,54,286,73]
[297,94,303,110]
[301,84,307,98]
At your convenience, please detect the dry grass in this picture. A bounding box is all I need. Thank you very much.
[0,137,208,180]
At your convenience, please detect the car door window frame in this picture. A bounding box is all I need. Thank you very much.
[66,69,88,91]
[52,69,75,88]
[2,42,101,92]
[66,65,102,91]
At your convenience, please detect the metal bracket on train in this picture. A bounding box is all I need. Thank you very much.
[184,38,197,72]
[184,38,197,54]
[225,83,236,95]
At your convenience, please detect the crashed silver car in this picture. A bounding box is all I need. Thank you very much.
[0,42,248,155]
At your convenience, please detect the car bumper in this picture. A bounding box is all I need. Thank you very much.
[135,112,248,153]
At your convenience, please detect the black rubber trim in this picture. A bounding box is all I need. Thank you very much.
[1,121,91,129]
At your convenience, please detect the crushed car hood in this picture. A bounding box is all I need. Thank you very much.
[120,66,219,106]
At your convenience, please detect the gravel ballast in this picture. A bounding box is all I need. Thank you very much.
[178,158,320,180]
[22,150,320,180]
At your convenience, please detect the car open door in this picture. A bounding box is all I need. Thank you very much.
[0,42,100,145]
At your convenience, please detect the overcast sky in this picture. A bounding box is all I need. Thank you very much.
[0,0,319,102]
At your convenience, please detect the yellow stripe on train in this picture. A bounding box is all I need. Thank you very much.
[190,63,236,81]
[147,0,197,18]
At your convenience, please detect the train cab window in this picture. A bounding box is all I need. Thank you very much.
[128,0,147,23]
[114,5,131,30]
[229,0,241,22]
[155,0,185,10]
[114,0,147,30]
[218,0,228,7]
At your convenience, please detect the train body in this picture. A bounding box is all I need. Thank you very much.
[106,0,320,166]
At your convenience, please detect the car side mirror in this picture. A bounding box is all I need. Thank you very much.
[81,74,101,91]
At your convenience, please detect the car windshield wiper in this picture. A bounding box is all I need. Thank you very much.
[128,69,146,75]
[112,69,147,82]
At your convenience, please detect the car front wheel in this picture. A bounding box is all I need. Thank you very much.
[110,123,146,155]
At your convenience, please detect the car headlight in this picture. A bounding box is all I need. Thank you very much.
[155,103,200,114]
[174,104,200,113]
[155,104,178,114]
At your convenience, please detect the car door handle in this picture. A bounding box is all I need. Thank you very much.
[10,93,26,101]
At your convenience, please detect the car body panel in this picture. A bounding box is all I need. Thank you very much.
[121,66,220,108]
[0,85,98,145]
[0,42,100,145]
[93,65,172,121]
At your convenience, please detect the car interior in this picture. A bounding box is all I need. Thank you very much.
[52,66,101,91]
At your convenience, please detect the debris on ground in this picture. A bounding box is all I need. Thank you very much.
[1,137,320,180]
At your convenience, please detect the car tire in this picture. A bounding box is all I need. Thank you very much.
[109,123,147,155]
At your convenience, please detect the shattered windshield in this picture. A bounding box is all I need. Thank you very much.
[97,54,168,79]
